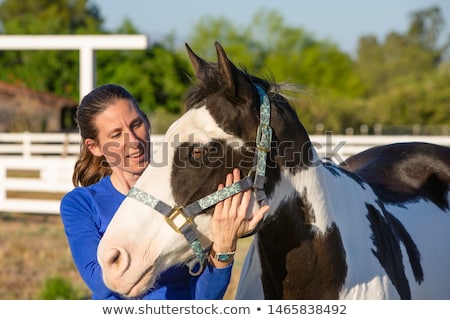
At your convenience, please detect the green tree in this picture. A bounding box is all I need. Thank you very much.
[188,9,364,97]
[0,0,191,133]
[97,40,192,114]
[0,0,104,100]
[356,6,450,129]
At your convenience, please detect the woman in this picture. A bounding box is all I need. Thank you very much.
[60,84,268,299]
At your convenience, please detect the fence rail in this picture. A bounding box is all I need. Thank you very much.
[0,132,449,215]
[0,132,81,157]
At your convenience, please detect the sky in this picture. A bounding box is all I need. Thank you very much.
[92,0,450,56]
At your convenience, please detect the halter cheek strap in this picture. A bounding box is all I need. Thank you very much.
[127,84,272,275]
[254,84,272,206]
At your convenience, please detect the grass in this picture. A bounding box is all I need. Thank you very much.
[0,211,251,300]
[0,212,89,299]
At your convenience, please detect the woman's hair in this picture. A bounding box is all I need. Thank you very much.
[72,84,149,187]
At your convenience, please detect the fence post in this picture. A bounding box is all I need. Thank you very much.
[62,133,69,157]
[23,131,31,158]
[0,162,6,209]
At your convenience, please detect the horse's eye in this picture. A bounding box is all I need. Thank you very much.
[191,146,204,159]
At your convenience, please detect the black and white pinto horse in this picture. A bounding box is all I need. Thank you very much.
[97,42,450,299]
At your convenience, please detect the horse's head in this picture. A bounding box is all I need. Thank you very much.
[97,42,312,298]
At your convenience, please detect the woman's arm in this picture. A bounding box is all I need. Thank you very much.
[60,189,119,299]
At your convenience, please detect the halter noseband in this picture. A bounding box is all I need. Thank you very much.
[127,84,272,275]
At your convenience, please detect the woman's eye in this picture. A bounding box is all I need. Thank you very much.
[191,146,204,159]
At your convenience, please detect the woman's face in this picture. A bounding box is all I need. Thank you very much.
[86,98,151,177]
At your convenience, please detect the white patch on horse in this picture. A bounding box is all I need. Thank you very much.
[138,105,243,207]
[165,106,243,149]
[304,164,397,298]
[382,197,450,299]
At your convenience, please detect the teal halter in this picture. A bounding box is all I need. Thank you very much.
[127,84,272,275]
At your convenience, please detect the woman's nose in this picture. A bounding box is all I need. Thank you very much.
[124,130,140,145]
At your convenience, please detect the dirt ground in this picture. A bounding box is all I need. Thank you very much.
[0,212,249,300]
[0,213,88,299]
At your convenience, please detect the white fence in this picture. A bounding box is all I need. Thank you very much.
[0,132,83,158]
[0,132,449,215]
[0,157,75,214]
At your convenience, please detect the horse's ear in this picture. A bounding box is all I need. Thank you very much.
[185,43,209,82]
[215,41,236,96]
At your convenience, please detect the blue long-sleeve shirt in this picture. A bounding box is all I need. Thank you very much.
[60,175,231,300]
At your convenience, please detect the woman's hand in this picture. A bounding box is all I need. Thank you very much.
[209,168,269,268]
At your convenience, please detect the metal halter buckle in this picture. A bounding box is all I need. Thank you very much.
[165,206,192,233]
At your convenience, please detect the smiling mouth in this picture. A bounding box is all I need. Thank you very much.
[127,150,144,159]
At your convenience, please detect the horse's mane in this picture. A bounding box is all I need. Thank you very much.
[182,61,305,114]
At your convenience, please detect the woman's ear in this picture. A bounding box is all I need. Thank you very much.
[85,138,103,157]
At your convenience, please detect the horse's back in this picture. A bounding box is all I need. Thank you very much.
[341,142,450,209]
[340,142,450,298]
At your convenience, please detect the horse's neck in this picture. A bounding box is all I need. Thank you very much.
[296,164,337,231]
[251,158,354,299]
[276,155,373,234]
[251,155,375,299]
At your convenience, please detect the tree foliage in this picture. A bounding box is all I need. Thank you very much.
[0,0,103,99]
[0,0,190,120]
[188,9,365,98]
[0,0,448,133]
[356,6,450,131]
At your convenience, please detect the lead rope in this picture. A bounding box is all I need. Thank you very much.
[127,84,272,275]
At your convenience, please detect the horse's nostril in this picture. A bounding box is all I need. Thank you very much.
[106,247,130,273]
[109,249,120,265]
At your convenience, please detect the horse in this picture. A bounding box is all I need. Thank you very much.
[97,42,450,299]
